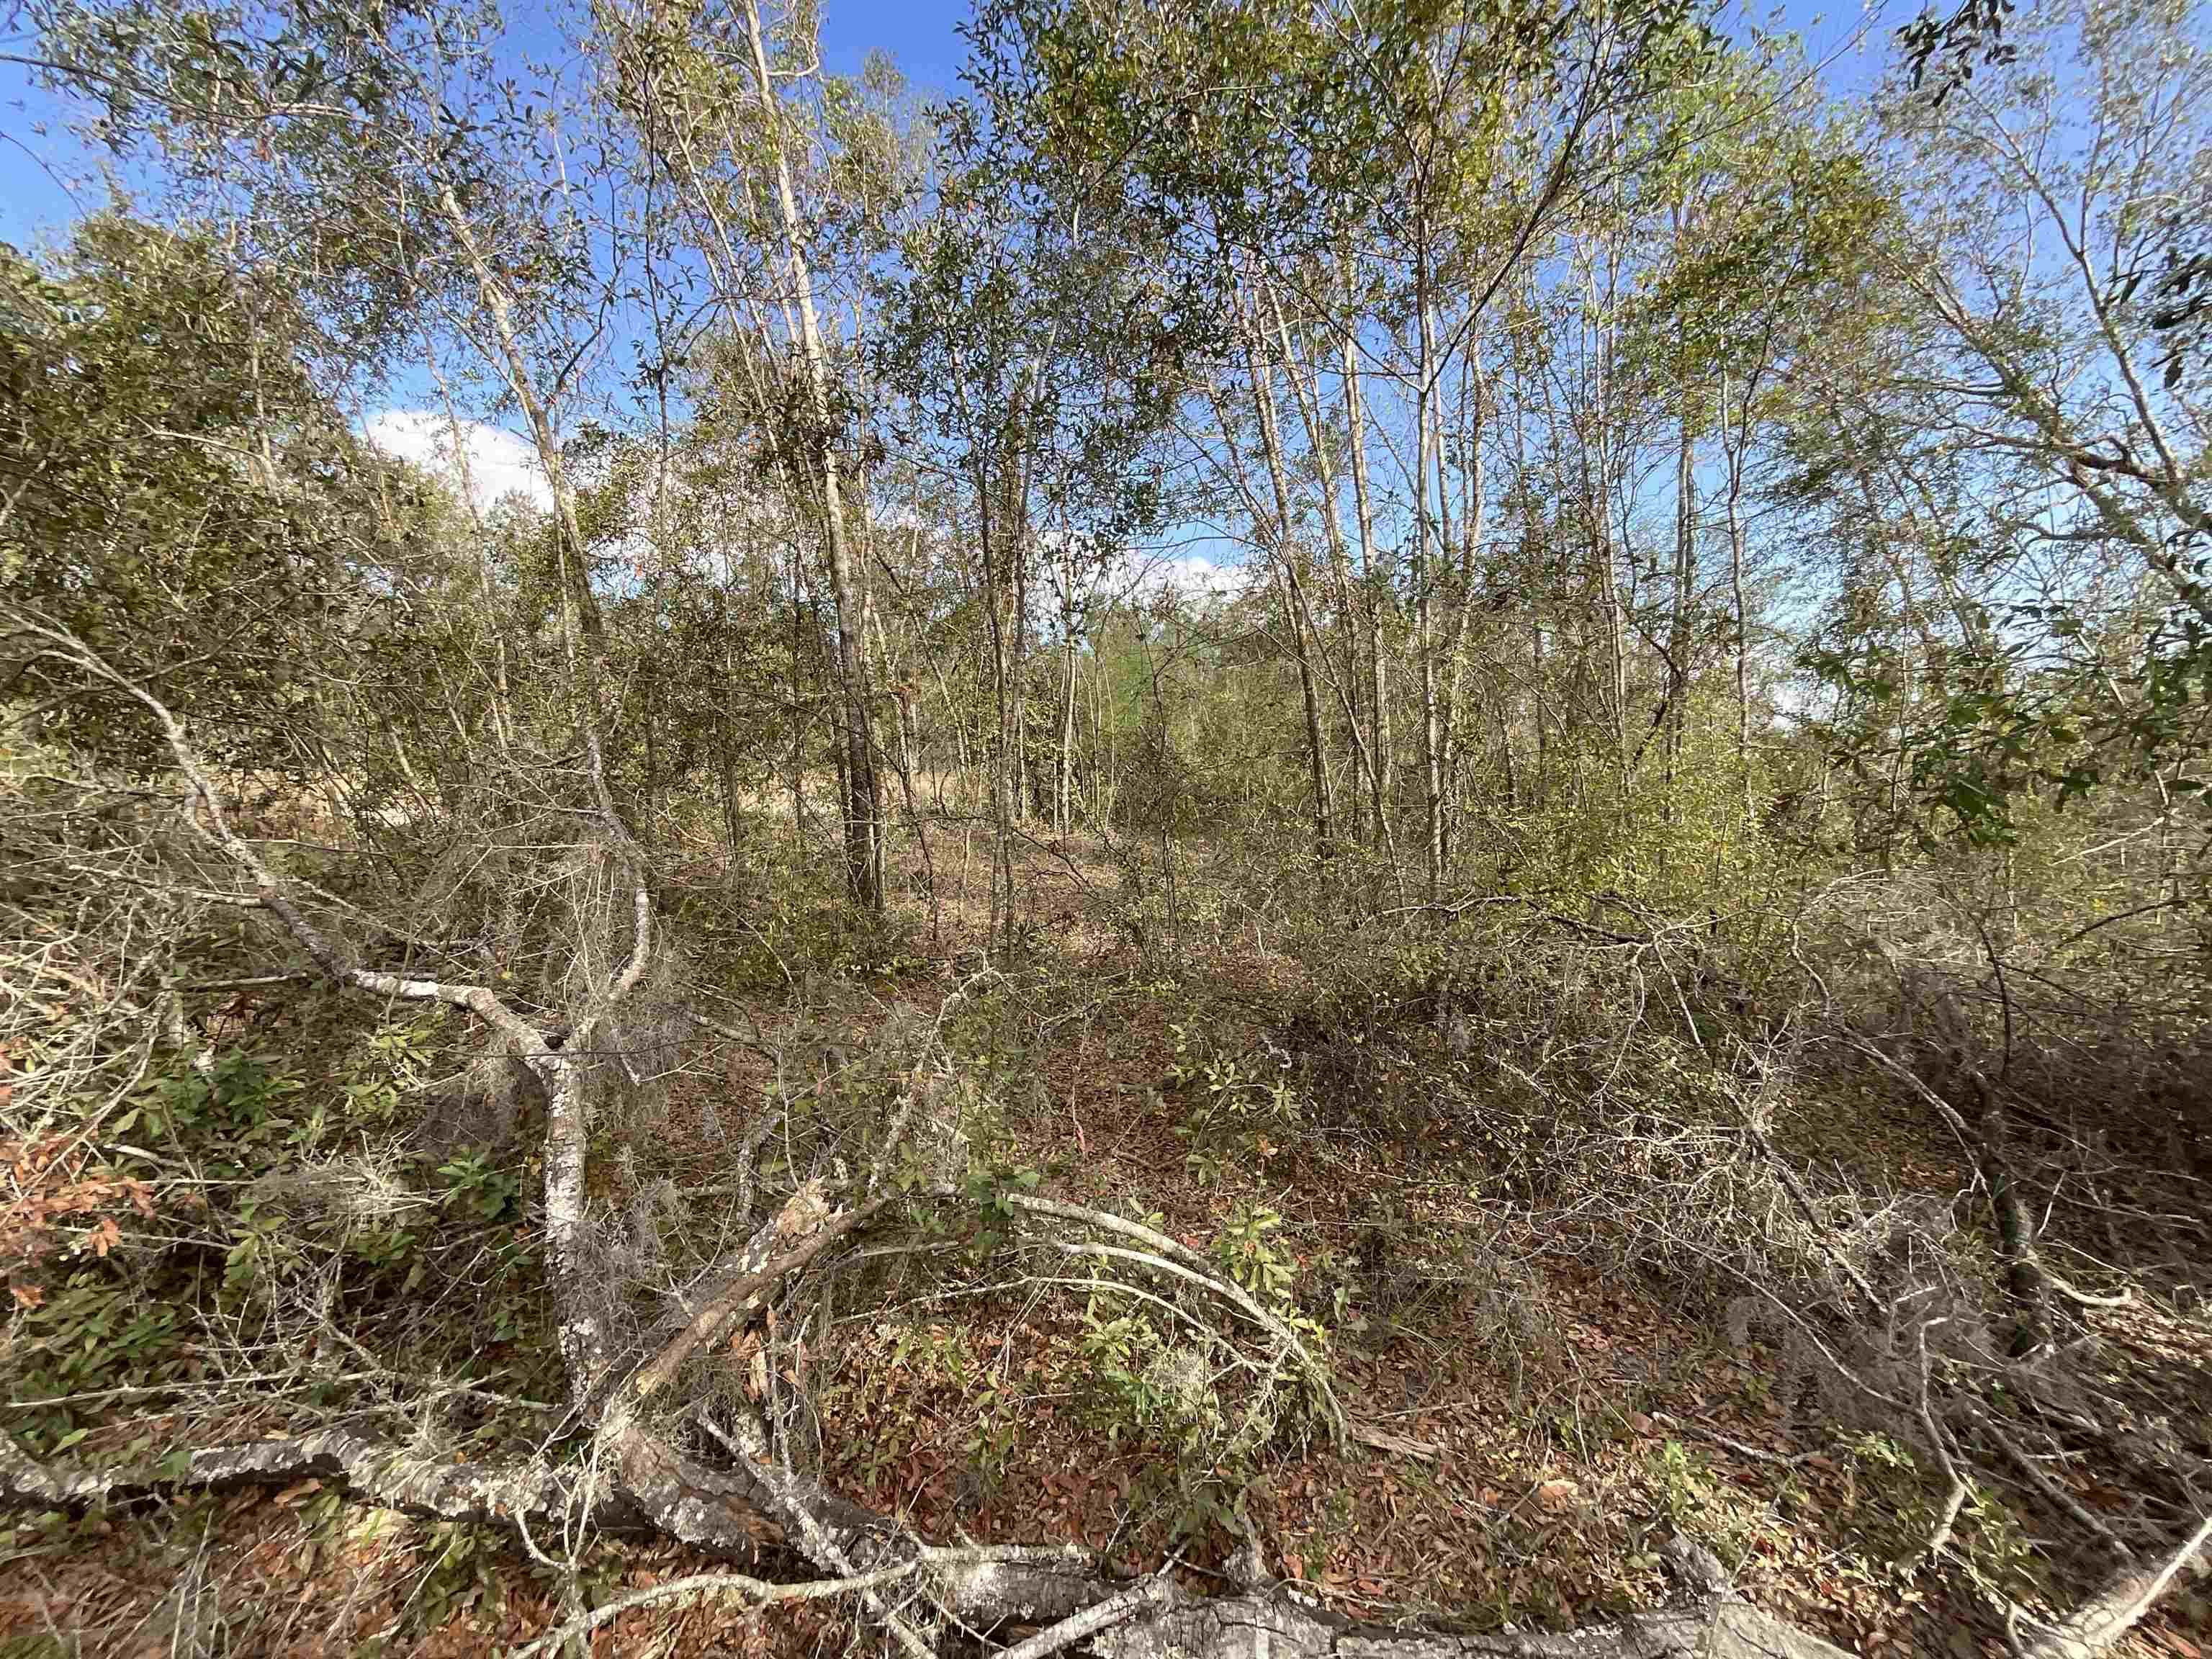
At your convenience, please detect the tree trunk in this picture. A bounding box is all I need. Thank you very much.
[741,0,883,912]
[1720,364,1754,819]
[1668,392,1695,783]
[1272,286,1385,855]
[1414,269,1445,897]
[1340,245,1393,850]
[1437,351,1486,881]
[1237,278,1334,863]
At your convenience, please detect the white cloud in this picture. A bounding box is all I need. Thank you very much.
[366,408,552,513]
[1115,549,1244,606]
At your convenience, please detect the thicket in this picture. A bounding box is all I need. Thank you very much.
[1,0,2208,1654]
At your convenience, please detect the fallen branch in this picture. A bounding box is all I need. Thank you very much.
[507,1563,923,1659]
[1086,1583,1856,1659]
[994,1574,1177,1659]
[999,1191,1344,1440]
[1954,1401,2132,1561]
[1915,1322,1971,1565]
[1852,1040,2051,1354]
[695,1406,937,1659]
[19,619,653,1401]
[0,1428,616,1539]
[2044,1272,2134,1310]
[3,1358,1869,1659]
[2014,1514,2212,1659]
[619,1184,887,1409]
[1347,1421,1442,1461]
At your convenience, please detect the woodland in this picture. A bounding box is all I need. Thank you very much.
[0,0,2209,1653]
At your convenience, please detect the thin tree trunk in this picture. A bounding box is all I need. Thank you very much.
[1414,263,1445,897]
[427,354,513,754]
[1721,364,1753,819]
[741,0,882,912]
[433,183,603,678]
[1271,287,1382,853]
[1058,631,1078,835]
[1437,351,1485,880]
[1236,276,1334,862]
[1340,245,1392,849]
[977,454,1017,960]
[1668,392,1695,783]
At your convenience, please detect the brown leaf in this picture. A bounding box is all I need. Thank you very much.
[1534,1478,1578,1511]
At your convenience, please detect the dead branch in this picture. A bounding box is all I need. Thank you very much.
[0,1428,617,1539]
[695,1405,937,1659]
[1851,1039,2052,1354]
[619,1184,887,1409]
[994,1575,1177,1659]
[508,1563,926,1659]
[1954,1401,2134,1561]
[1086,1586,1856,1659]
[997,1190,1344,1439]
[1915,1321,1971,1565]
[16,617,653,1401]
[2013,1514,2212,1659]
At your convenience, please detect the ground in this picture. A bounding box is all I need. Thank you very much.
[4,816,2208,1659]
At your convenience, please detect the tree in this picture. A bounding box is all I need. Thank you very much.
[1787,0,2212,847]
[0,216,464,789]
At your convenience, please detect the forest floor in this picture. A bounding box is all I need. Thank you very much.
[4,819,2209,1659]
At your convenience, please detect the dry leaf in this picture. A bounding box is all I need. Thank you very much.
[1534,1478,1578,1511]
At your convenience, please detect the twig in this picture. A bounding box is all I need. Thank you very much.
[2044,1272,2134,1310]
[1477,1478,1550,1545]
[506,1564,921,1659]
[1650,1413,1825,1469]
[1956,1401,2131,1560]
[1915,1321,1969,1566]
[7,1370,379,1409]
[173,974,319,992]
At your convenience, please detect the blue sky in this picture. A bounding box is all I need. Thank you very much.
[3,0,1903,249]
[0,0,986,491]
[0,0,974,248]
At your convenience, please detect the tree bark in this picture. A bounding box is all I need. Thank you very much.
[1340,245,1393,850]
[741,0,884,912]
[1236,275,1334,863]
[1414,271,1445,896]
